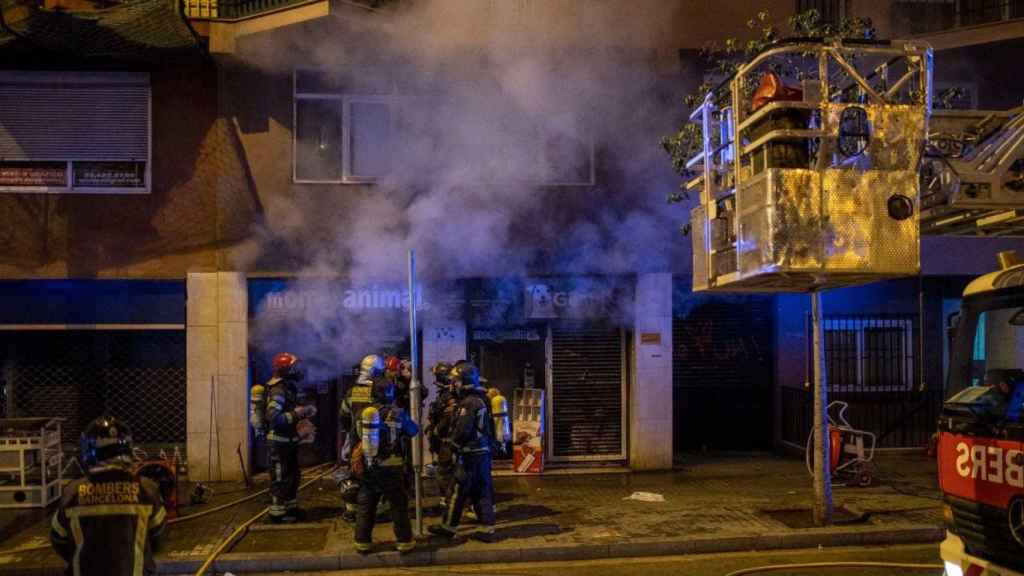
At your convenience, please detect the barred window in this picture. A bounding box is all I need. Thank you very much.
[796,0,844,25]
[813,316,916,391]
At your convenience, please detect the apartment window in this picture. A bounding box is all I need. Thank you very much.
[0,71,150,194]
[293,70,394,184]
[796,0,844,25]
[812,316,916,391]
[892,1,956,34]
[539,113,594,186]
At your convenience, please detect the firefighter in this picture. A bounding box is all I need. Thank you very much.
[426,361,457,506]
[428,362,498,543]
[265,352,317,523]
[339,353,385,522]
[51,416,166,576]
[353,378,419,554]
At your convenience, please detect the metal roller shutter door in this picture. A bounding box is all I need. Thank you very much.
[550,322,625,460]
[0,72,149,161]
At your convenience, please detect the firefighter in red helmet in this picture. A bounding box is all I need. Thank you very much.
[263,352,316,523]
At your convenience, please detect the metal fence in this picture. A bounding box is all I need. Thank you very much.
[780,313,941,448]
[2,331,186,447]
[781,385,944,448]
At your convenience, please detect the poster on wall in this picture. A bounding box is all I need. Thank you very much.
[513,388,545,474]
[0,161,67,187]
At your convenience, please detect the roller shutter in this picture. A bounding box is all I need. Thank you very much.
[0,71,150,192]
[550,322,625,461]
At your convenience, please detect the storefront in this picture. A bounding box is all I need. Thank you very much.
[467,277,631,464]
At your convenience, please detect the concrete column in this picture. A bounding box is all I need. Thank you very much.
[630,273,673,471]
[421,318,466,464]
[187,271,249,481]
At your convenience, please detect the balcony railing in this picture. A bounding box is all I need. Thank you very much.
[183,0,316,20]
[894,0,1024,36]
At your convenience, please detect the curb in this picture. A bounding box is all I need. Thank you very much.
[149,524,945,574]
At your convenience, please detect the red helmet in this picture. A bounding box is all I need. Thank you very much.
[385,356,401,374]
[272,352,299,377]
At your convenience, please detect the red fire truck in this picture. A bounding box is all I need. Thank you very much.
[939,253,1024,576]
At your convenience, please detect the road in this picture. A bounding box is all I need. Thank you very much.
[279,543,943,576]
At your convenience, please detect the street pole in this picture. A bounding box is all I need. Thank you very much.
[408,250,424,535]
[811,290,833,526]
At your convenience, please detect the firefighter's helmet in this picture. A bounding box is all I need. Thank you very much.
[80,416,134,472]
[450,361,481,392]
[385,355,402,374]
[359,354,386,379]
[272,352,300,378]
[432,362,451,378]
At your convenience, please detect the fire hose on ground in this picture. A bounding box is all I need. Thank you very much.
[193,463,337,576]
[0,463,336,559]
[723,561,944,575]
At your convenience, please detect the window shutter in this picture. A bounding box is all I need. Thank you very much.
[0,72,149,162]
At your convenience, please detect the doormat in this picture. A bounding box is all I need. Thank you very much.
[762,506,867,529]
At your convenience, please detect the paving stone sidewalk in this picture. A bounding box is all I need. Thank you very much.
[0,452,944,574]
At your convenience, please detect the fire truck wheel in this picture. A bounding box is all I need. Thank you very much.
[1009,497,1024,546]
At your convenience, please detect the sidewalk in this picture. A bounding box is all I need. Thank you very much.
[0,452,944,575]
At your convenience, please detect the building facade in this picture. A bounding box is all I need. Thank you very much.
[1,0,1023,479]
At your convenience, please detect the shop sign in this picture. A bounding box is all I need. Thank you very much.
[472,328,541,342]
[524,280,618,320]
[0,161,66,187]
[262,286,427,314]
[73,161,146,188]
[640,332,662,345]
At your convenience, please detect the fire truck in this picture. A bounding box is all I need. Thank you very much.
[939,253,1024,576]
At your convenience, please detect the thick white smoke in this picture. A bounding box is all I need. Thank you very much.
[239,0,695,379]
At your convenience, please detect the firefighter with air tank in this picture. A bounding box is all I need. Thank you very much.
[257,352,317,523]
[429,361,501,543]
[338,354,385,522]
[352,376,419,554]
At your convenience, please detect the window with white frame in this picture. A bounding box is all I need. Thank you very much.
[0,71,151,194]
[814,316,917,391]
[293,70,395,184]
[293,69,594,186]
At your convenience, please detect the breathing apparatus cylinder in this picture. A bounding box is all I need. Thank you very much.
[492,393,511,445]
[360,406,381,466]
[249,383,266,436]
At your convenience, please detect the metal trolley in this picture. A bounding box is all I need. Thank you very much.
[0,418,64,508]
[685,39,933,293]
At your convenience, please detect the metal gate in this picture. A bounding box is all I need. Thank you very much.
[1,330,186,446]
[673,295,774,451]
[548,322,626,462]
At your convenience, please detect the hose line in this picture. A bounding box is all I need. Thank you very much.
[193,464,337,576]
[0,463,334,558]
[724,561,945,576]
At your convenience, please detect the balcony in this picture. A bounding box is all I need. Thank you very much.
[182,0,346,53]
[894,1,1024,50]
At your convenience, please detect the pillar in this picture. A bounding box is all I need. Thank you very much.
[187,271,249,481]
[630,273,674,470]
[421,317,466,464]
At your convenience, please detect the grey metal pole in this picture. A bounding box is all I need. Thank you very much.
[811,290,833,526]
[408,250,424,535]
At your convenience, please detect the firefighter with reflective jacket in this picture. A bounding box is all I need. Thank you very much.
[353,378,419,554]
[426,362,457,506]
[265,352,316,523]
[428,362,498,543]
[339,354,384,521]
[51,416,166,576]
